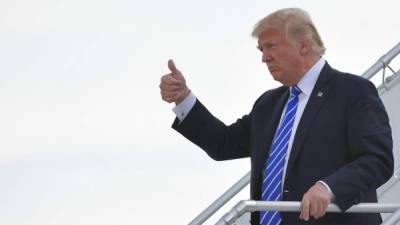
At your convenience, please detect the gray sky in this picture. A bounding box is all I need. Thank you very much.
[0,0,399,224]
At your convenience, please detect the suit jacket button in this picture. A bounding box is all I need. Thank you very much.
[283,189,290,193]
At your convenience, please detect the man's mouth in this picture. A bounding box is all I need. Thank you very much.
[268,66,278,72]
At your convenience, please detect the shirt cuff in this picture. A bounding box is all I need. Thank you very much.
[317,180,336,201]
[172,91,197,121]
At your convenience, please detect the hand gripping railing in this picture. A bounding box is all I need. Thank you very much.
[188,145,400,225]
[215,201,400,225]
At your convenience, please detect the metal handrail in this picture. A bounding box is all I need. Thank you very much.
[383,210,400,225]
[187,42,400,225]
[362,42,400,80]
[378,167,400,198]
[378,69,400,94]
[215,201,400,225]
[188,165,400,225]
[188,172,250,225]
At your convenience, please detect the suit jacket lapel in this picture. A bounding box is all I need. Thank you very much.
[284,63,335,180]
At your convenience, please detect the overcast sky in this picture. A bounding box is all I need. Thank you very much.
[0,0,399,224]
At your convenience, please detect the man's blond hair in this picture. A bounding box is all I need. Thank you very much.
[252,8,326,55]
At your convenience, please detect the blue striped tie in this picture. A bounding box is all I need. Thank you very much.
[260,86,302,225]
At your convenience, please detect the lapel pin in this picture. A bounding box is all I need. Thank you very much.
[317,91,324,97]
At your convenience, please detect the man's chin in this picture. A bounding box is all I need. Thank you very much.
[270,73,282,82]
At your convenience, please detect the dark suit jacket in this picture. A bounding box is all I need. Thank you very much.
[172,63,394,225]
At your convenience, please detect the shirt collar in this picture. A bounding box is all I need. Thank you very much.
[295,57,326,96]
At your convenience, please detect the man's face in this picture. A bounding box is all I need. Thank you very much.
[257,27,303,86]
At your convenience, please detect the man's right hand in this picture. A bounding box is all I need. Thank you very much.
[160,59,190,105]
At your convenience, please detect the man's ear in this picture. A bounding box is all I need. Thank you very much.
[299,39,311,56]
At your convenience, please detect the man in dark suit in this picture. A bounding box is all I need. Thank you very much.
[159,8,393,225]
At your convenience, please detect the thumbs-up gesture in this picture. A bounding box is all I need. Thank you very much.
[160,59,190,104]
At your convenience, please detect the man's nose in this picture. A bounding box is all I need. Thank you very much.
[262,50,272,63]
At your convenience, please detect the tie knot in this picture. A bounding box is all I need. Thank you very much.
[291,85,301,97]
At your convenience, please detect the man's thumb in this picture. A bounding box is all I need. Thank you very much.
[168,59,181,77]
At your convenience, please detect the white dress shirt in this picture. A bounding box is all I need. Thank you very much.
[281,58,324,181]
[173,57,334,199]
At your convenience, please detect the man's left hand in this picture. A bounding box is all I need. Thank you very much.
[299,182,331,221]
